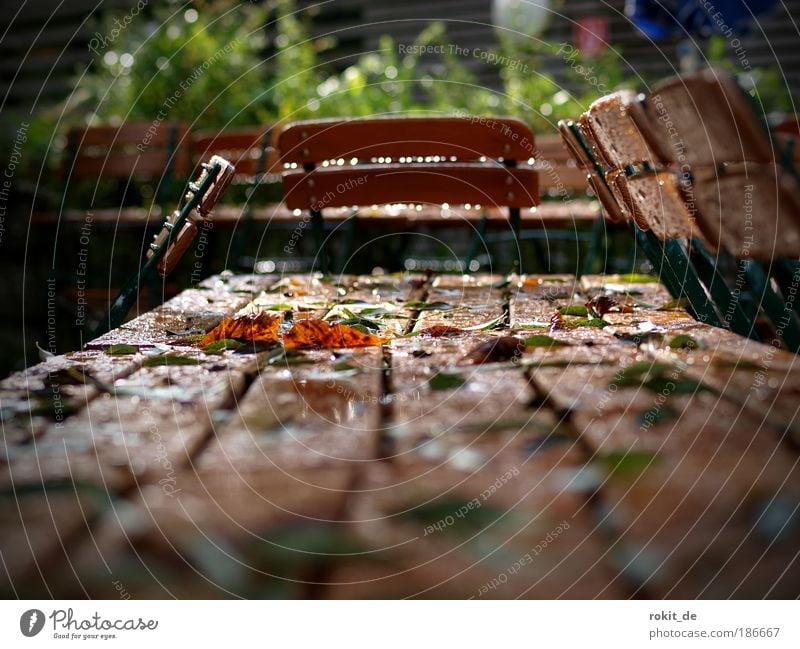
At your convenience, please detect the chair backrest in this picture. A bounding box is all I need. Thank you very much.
[558,119,627,223]
[645,69,774,166]
[578,91,696,240]
[277,116,538,211]
[65,122,190,182]
[533,134,593,197]
[192,126,281,180]
[582,90,669,169]
[559,70,800,259]
[644,70,800,257]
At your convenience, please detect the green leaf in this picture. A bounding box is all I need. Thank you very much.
[36,341,54,361]
[428,371,467,391]
[263,347,312,366]
[143,355,200,367]
[264,303,294,311]
[165,328,204,336]
[174,333,207,345]
[515,322,549,330]
[523,334,570,348]
[570,317,609,328]
[601,450,658,477]
[339,316,381,331]
[612,360,714,394]
[347,323,372,335]
[338,298,370,305]
[612,361,679,386]
[614,331,664,345]
[203,339,245,354]
[359,306,399,318]
[332,360,359,372]
[645,376,712,395]
[104,344,139,355]
[658,297,691,311]
[710,357,763,369]
[639,405,678,427]
[405,301,455,311]
[613,273,660,284]
[669,334,700,350]
[558,305,589,316]
[464,313,507,331]
[397,498,503,535]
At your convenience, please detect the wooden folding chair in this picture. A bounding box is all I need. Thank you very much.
[37,122,191,226]
[31,122,191,323]
[191,126,281,270]
[560,93,737,332]
[277,116,539,274]
[643,69,800,349]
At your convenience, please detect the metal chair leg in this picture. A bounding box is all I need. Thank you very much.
[688,238,758,339]
[744,260,800,352]
[581,214,606,277]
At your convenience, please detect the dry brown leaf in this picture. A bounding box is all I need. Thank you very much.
[202,312,281,345]
[283,319,388,349]
[460,336,525,365]
[419,325,466,338]
[586,295,618,316]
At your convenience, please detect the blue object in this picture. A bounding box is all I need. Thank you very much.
[626,0,779,39]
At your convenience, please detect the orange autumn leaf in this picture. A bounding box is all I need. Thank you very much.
[283,319,388,349]
[202,312,281,345]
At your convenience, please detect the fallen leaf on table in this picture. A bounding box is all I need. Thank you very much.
[668,334,701,350]
[523,334,570,348]
[460,336,525,365]
[558,305,590,317]
[203,339,245,354]
[585,295,617,317]
[283,319,388,349]
[428,371,467,390]
[549,312,565,331]
[104,344,139,355]
[405,300,455,311]
[202,312,281,345]
[418,325,466,337]
[143,354,201,367]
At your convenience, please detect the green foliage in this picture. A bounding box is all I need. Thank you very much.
[496,37,629,134]
[16,0,796,195]
[77,3,271,129]
[273,11,498,119]
[707,35,793,114]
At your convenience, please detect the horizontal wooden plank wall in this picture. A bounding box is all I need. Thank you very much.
[298,0,800,108]
[2,1,798,112]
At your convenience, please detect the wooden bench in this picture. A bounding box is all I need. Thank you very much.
[32,122,190,225]
[277,115,539,272]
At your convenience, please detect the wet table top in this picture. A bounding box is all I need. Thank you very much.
[2,272,799,598]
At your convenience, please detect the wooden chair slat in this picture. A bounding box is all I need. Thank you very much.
[559,119,627,223]
[282,164,538,211]
[647,69,774,167]
[584,90,661,168]
[192,127,282,175]
[613,171,696,241]
[692,163,800,259]
[69,150,189,179]
[71,123,188,148]
[278,116,535,164]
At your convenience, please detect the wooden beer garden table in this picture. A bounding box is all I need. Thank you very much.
[2,271,800,598]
